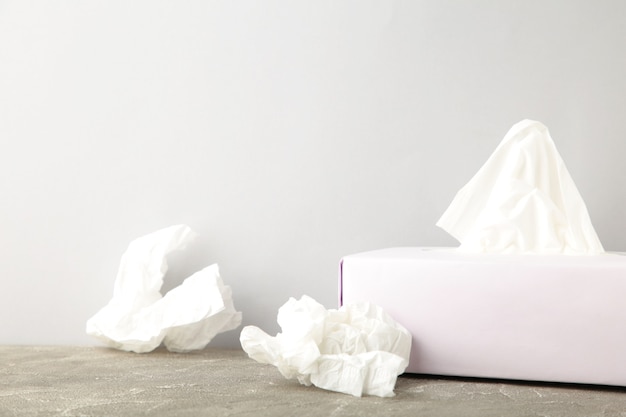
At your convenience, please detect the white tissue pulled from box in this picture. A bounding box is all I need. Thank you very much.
[437,119,604,255]
[240,295,411,397]
[86,224,242,353]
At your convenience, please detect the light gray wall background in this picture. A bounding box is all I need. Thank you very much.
[1,0,625,348]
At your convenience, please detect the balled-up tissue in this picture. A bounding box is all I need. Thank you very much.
[86,224,242,353]
[240,295,411,397]
[437,119,604,254]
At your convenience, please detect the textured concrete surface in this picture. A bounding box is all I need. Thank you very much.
[1,346,626,417]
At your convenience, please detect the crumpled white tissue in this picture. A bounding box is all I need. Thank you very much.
[437,119,604,255]
[86,224,242,353]
[240,295,411,397]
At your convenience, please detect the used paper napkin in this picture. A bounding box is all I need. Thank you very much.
[240,295,411,397]
[437,119,604,254]
[86,224,242,353]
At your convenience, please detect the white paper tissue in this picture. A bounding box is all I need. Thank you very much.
[240,295,411,397]
[86,225,242,353]
[437,119,604,254]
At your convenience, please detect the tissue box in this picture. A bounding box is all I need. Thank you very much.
[339,247,626,386]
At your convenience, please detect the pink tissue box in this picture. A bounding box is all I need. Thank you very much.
[339,247,626,386]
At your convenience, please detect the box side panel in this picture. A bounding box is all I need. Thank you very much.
[341,252,626,386]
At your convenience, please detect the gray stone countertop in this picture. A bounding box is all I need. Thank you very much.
[1,346,625,417]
